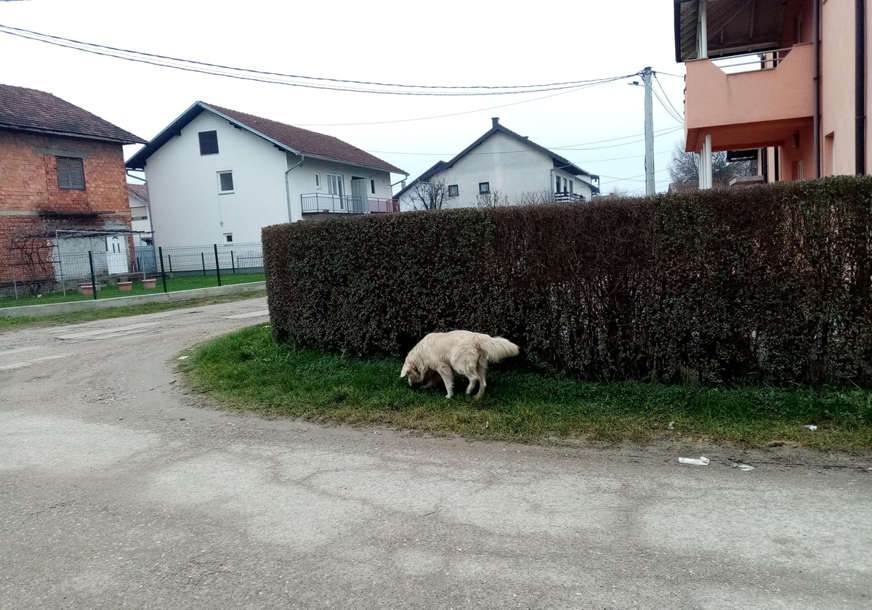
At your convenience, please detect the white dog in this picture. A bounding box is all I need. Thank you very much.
[400,330,520,399]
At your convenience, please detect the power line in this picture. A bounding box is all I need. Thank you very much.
[652,87,684,124]
[653,73,684,121]
[653,70,685,79]
[0,24,638,96]
[296,81,627,127]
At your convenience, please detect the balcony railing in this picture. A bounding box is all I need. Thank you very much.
[300,193,399,215]
[711,47,794,74]
[554,192,584,203]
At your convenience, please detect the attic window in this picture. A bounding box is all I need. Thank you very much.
[56,157,85,190]
[478,182,490,195]
[199,130,219,155]
[448,184,459,197]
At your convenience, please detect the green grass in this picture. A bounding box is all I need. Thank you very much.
[0,290,266,332]
[182,324,872,452]
[0,272,265,308]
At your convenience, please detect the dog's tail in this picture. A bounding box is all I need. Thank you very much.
[481,336,520,363]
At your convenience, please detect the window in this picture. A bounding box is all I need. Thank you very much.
[56,156,85,190]
[478,181,490,194]
[224,233,233,243]
[199,131,219,155]
[448,184,459,197]
[370,179,376,194]
[218,171,234,193]
[315,174,320,188]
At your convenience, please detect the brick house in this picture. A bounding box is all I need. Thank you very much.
[0,83,144,288]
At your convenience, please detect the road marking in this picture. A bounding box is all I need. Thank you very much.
[0,346,39,358]
[224,310,269,319]
[0,353,68,372]
[55,322,159,340]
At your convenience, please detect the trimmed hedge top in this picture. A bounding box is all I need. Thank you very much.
[263,177,872,386]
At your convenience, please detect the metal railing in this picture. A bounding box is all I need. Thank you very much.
[711,46,794,74]
[1,241,264,303]
[301,193,400,215]
[554,192,584,203]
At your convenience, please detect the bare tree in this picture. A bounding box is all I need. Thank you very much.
[409,179,448,211]
[515,191,558,206]
[668,144,757,189]
[475,190,510,208]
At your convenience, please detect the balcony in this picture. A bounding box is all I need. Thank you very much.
[300,194,399,215]
[684,43,815,152]
[553,192,585,203]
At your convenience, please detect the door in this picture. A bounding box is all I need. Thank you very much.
[350,177,367,213]
[106,236,128,274]
[327,174,344,210]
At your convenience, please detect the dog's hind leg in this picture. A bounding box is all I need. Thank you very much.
[474,376,487,399]
[436,363,455,399]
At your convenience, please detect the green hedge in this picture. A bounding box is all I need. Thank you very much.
[263,177,872,386]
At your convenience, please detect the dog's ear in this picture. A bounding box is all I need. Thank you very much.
[400,363,410,378]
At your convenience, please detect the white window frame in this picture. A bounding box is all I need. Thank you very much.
[218,170,235,194]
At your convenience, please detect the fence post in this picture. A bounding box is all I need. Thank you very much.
[168,254,173,274]
[88,250,97,300]
[213,244,222,286]
[159,246,168,293]
[231,250,236,274]
[201,252,206,276]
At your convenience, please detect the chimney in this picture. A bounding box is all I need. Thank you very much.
[491,117,500,128]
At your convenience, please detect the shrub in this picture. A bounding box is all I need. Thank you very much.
[263,177,872,386]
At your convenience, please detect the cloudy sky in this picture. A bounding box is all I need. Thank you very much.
[0,0,687,195]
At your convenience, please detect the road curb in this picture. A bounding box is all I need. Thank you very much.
[0,281,266,318]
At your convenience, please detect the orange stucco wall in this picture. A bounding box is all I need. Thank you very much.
[686,0,872,181]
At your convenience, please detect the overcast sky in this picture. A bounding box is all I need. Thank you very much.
[0,0,687,195]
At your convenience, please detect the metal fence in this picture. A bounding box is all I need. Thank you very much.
[1,241,264,302]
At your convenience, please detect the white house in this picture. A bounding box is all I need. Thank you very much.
[126,102,406,248]
[395,118,599,210]
[127,183,152,245]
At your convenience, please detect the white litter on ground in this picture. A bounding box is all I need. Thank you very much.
[678,456,710,466]
[732,463,755,472]
[177,355,189,360]
[805,425,818,431]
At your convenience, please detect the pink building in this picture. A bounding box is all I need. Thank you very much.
[674,0,871,187]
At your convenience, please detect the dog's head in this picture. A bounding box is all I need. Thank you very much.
[400,360,425,386]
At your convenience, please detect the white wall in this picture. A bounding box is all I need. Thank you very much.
[398,131,594,210]
[144,112,289,248]
[145,111,397,244]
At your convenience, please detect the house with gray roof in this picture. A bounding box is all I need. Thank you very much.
[395,117,599,211]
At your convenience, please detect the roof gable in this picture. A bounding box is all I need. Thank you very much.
[395,120,597,199]
[0,83,144,144]
[126,101,405,174]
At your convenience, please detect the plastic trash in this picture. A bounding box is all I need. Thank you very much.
[678,456,710,466]
[732,463,755,472]
[667,421,675,430]
[805,425,818,431]
[177,355,189,360]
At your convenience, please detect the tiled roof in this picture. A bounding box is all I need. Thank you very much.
[206,104,405,174]
[127,183,149,202]
[125,101,405,174]
[0,83,144,144]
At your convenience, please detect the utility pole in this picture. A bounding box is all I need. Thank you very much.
[641,66,655,196]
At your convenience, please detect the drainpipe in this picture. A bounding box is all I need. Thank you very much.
[285,154,305,222]
[857,0,867,175]
[814,0,821,178]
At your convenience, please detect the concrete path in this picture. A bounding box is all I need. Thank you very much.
[1,298,870,609]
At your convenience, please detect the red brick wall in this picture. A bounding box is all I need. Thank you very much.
[0,129,132,283]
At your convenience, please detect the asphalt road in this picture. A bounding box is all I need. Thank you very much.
[1,298,871,609]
